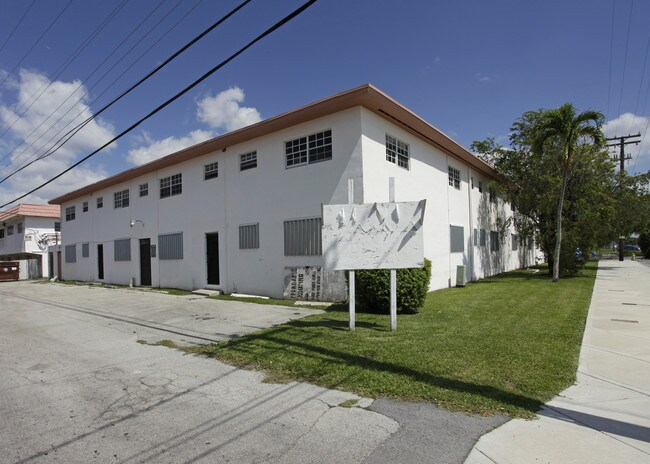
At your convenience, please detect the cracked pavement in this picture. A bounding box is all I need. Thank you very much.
[0,281,505,463]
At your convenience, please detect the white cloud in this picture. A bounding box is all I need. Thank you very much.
[196,87,261,132]
[0,69,116,205]
[603,113,650,174]
[476,73,491,83]
[126,129,213,166]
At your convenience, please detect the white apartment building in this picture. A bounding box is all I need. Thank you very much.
[0,203,61,279]
[49,84,536,299]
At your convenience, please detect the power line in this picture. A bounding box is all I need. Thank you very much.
[0,0,73,89]
[0,0,36,56]
[606,0,616,119]
[0,0,175,173]
[0,0,249,186]
[0,0,130,141]
[0,0,319,208]
[614,0,634,135]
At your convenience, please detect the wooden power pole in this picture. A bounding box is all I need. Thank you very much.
[606,133,641,261]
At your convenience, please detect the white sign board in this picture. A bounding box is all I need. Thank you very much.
[322,200,426,271]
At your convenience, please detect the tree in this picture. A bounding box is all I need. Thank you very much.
[472,106,613,279]
[531,104,605,281]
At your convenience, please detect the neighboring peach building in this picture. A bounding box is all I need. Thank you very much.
[0,203,61,279]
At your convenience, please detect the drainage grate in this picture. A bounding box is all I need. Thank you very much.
[611,319,639,323]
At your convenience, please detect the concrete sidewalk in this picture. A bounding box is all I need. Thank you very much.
[465,259,650,463]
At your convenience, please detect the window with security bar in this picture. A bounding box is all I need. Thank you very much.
[239,223,259,249]
[114,239,131,261]
[65,244,76,263]
[158,233,183,260]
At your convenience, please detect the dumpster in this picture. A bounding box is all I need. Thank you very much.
[0,261,20,281]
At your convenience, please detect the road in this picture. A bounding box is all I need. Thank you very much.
[0,281,504,464]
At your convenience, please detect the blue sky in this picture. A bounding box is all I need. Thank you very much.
[0,0,649,205]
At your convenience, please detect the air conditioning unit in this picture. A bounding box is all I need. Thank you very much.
[456,265,467,287]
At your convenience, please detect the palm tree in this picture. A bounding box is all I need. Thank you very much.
[533,104,604,282]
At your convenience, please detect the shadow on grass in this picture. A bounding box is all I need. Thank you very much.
[217,322,543,415]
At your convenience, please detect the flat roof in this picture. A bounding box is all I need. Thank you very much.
[0,203,60,222]
[49,84,500,205]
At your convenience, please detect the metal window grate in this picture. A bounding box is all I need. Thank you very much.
[448,166,461,189]
[65,244,76,263]
[82,243,89,258]
[512,234,519,251]
[450,225,464,253]
[284,217,322,256]
[385,134,409,169]
[160,174,182,198]
[480,229,486,247]
[158,233,183,260]
[114,189,129,208]
[204,162,218,180]
[114,239,131,261]
[239,223,259,249]
[240,151,257,171]
[490,231,500,252]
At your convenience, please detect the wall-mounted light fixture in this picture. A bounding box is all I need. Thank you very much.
[129,219,144,227]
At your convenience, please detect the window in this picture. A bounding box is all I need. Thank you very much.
[114,189,129,208]
[204,162,218,180]
[65,244,76,263]
[285,129,332,168]
[490,231,500,252]
[450,225,464,252]
[82,201,88,212]
[448,166,461,189]
[0,228,4,239]
[478,181,483,193]
[480,229,486,247]
[158,233,183,260]
[82,243,90,258]
[65,205,76,221]
[385,134,409,169]
[512,234,519,251]
[473,228,478,246]
[139,183,149,197]
[239,223,259,249]
[97,197,103,209]
[7,225,14,235]
[114,239,131,261]
[240,151,257,171]
[17,222,23,234]
[160,173,182,198]
[54,221,61,232]
[284,217,322,256]
[489,188,497,204]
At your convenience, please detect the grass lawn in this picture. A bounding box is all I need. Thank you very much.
[177,263,595,418]
[210,294,331,309]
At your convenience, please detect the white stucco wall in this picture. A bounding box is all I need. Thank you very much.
[60,108,365,296]
[0,215,59,277]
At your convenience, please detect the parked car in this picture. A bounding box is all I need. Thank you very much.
[624,244,641,252]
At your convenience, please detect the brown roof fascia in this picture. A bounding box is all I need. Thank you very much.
[49,84,500,204]
[0,203,60,222]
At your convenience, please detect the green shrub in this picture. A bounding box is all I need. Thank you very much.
[354,259,431,313]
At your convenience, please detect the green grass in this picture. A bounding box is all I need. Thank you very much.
[153,287,192,296]
[187,262,597,418]
[210,294,333,309]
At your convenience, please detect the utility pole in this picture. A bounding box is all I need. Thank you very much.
[606,133,641,261]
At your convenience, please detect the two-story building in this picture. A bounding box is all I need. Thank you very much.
[0,203,61,279]
[49,84,536,299]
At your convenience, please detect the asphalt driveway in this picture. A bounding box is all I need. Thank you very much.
[0,281,505,463]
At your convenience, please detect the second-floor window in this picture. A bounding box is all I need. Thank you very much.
[385,134,409,169]
[82,201,88,212]
[285,130,332,168]
[7,225,14,235]
[448,167,461,189]
[17,222,23,234]
[114,189,129,208]
[65,206,76,221]
[160,174,182,198]
[140,183,148,197]
[97,197,103,209]
[240,151,257,171]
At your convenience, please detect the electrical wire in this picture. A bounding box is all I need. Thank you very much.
[0,0,73,89]
[613,0,634,136]
[0,0,250,185]
[0,0,130,141]
[0,0,172,171]
[606,0,616,120]
[0,0,319,208]
[0,0,36,56]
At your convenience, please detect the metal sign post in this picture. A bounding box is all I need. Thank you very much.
[389,177,397,331]
[348,179,356,331]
